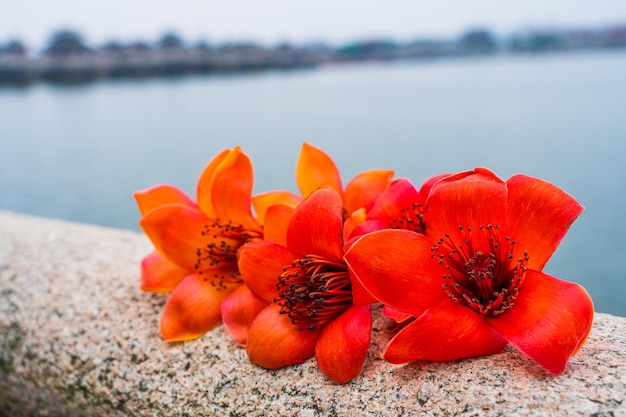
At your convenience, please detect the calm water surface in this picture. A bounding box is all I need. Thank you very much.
[1,50,625,316]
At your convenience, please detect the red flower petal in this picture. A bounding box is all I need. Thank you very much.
[160,272,237,342]
[296,142,342,199]
[139,204,211,271]
[383,301,508,363]
[425,167,507,248]
[418,172,452,199]
[196,148,231,218]
[382,305,413,323]
[345,229,445,317]
[343,169,394,214]
[487,269,594,374]
[134,185,196,217]
[221,284,270,346]
[246,303,321,369]
[210,146,261,233]
[140,250,189,293]
[315,305,372,384]
[287,187,344,261]
[238,241,299,302]
[506,174,584,270]
[365,178,422,224]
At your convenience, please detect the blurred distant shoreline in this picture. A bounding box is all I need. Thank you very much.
[1,23,625,87]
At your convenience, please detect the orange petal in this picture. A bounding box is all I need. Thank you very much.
[238,241,299,302]
[196,148,231,218]
[210,146,261,233]
[343,207,367,243]
[160,272,237,342]
[425,167,507,249]
[139,204,211,271]
[252,190,301,225]
[383,301,508,363]
[140,250,189,293]
[506,174,584,270]
[487,269,594,374]
[287,187,344,261]
[345,229,445,317]
[221,284,270,346]
[343,169,394,214]
[246,303,321,369]
[134,184,195,217]
[295,142,342,199]
[315,305,372,384]
[262,203,295,247]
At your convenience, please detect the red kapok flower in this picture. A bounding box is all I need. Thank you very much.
[134,146,265,342]
[220,141,392,345]
[238,187,372,384]
[345,167,594,374]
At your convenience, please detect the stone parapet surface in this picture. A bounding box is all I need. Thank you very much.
[0,209,624,416]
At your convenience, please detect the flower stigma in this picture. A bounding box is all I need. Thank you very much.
[195,220,262,291]
[431,224,529,316]
[389,203,426,233]
[276,255,352,331]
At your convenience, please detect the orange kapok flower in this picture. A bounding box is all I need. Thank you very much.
[255,142,394,240]
[238,187,372,384]
[345,167,594,374]
[134,146,264,342]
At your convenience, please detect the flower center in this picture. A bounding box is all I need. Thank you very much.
[389,203,426,234]
[276,255,352,331]
[194,219,262,291]
[431,224,528,316]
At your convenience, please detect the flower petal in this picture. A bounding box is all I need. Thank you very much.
[383,301,508,363]
[221,284,270,346]
[140,250,189,293]
[134,185,195,217]
[382,305,413,323]
[210,146,261,233]
[160,272,237,342]
[296,142,342,198]
[139,204,210,271]
[487,269,594,374]
[418,172,452,199]
[246,303,321,369]
[315,305,372,384]
[287,187,344,261]
[425,167,507,248]
[262,203,295,247]
[505,174,584,270]
[365,178,422,224]
[196,148,231,218]
[252,190,301,225]
[343,169,394,214]
[238,241,299,302]
[345,229,445,317]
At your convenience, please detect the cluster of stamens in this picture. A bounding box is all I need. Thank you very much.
[430,224,529,316]
[389,203,426,234]
[194,219,262,290]
[275,255,352,331]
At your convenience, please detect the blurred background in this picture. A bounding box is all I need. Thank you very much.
[1,1,625,316]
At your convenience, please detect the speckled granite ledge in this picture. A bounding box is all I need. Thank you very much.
[0,209,624,417]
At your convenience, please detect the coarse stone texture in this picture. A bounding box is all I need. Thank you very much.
[0,209,624,417]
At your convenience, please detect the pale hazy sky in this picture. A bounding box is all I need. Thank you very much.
[2,0,626,51]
